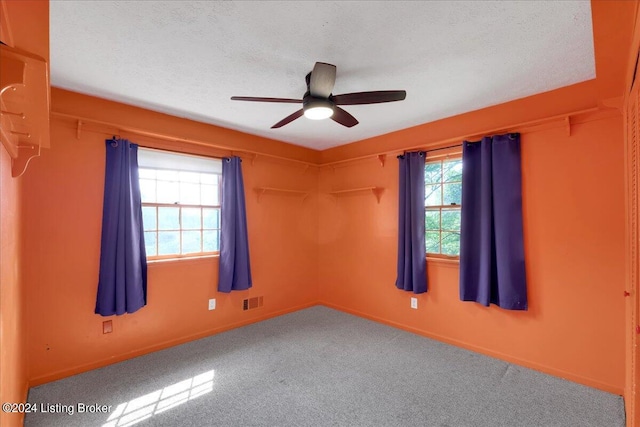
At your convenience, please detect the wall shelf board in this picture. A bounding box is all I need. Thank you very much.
[254,187,310,203]
[328,186,384,203]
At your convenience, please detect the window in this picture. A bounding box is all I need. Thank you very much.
[425,157,462,256]
[138,148,222,259]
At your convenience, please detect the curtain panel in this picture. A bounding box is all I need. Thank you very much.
[459,133,527,310]
[96,138,147,316]
[218,156,252,293]
[395,151,427,294]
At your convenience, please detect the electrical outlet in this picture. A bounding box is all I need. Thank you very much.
[208,299,216,310]
[410,297,418,309]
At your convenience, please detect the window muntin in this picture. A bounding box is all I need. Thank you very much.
[425,158,462,257]
[138,149,221,259]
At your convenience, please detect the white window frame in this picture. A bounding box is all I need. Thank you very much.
[138,148,222,260]
[425,156,462,258]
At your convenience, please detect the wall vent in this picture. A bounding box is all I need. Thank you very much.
[243,296,263,311]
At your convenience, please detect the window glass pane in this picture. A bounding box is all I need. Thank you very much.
[203,230,219,252]
[182,208,201,230]
[157,170,179,181]
[158,231,180,255]
[425,184,442,206]
[425,162,441,185]
[157,181,180,204]
[182,231,201,254]
[179,171,201,183]
[213,185,220,205]
[425,210,440,231]
[443,183,462,205]
[201,173,217,184]
[441,209,461,231]
[203,208,216,229]
[180,182,200,205]
[142,206,157,231]
[158,207,180,230]
[138,153,221,259]
[443,160,462,182]
[144,231,157,256]
[138,168,156,179]
[139,179,156,203]
[441,232,460,255]
[426,231,440,253]
[201,184,217,206]
[214,185,220,205]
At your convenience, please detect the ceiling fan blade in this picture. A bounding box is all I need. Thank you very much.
[331,107,359,128]
[231,96,302,103]
[310,62,336,98]
[271,109,304,129]
[332,90,406,105]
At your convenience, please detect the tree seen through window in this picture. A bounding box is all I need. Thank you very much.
[425,158,462,256]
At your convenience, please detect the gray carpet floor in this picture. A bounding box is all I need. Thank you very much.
[25,306,624,427]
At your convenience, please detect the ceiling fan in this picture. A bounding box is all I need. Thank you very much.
[231,62,407,129]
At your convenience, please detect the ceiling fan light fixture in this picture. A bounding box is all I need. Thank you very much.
[303,98,334,120]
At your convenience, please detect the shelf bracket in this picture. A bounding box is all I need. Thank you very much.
[377,154,386,167]
[255,187,266,203]
[76,120,83,140]
[599,96,623,112]
[371,187,383,204]
[11,143,40,178]
[565,116,571,137]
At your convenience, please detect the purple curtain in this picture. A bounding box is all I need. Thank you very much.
[395,151,427,294]
[218,156,252,293]
[95,138,147,316]
[459,133,527,310]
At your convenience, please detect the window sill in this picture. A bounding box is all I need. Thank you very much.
[147,254,219,266]
[426,256,459,268]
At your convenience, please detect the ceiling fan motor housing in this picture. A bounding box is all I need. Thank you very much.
[302,94,334,119]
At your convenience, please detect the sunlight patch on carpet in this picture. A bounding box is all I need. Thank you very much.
[101,370,215,427]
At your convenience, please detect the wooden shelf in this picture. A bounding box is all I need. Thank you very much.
[328,187,384,203]
[0,43,50,177]
[254,187,310,203]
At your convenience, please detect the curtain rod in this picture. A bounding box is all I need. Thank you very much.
[425,143,461,153]
[422,133,519,154]
[51,111,319,168]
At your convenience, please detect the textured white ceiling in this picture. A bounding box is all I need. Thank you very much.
[50,1,595,150]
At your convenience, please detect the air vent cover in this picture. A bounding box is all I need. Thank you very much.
[243,296,263,311]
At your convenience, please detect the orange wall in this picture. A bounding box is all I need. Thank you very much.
[318,113,627,394]
[622,2,640,425]
[0,142,27,427]
[23,90,320,385]
[0,1,47,425]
